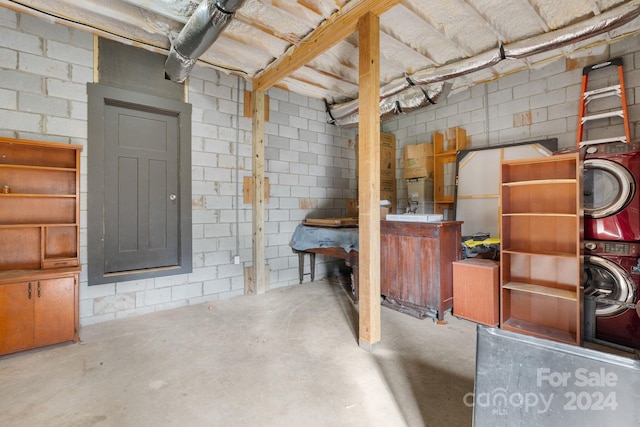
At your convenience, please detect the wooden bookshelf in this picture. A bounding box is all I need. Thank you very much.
[499,152,582,346]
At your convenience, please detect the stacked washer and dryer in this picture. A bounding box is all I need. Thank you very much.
[583,142,640,350]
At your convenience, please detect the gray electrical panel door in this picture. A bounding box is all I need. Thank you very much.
[103,103,179,272]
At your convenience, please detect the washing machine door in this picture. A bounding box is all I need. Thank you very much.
[583,159,635,219]
[583,255,636,317]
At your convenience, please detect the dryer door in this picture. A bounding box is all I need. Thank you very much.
[584,159,635,218]
[583,255,636,317]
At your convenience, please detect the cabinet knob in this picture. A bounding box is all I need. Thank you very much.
[169,193,177,201]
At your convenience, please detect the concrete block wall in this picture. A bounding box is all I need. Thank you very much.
[0,7,357,326]
[384,34,640,211]
[0,11,92,142]
[5,5,637,325]
[260,86,357,284]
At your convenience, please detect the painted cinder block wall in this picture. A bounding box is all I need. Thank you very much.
[0,8,357,326]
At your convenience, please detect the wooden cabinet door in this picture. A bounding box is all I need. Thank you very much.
[381,224,439,307]
[0,282,35,354]
[34,277,75,347]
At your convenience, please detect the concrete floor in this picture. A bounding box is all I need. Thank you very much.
[0,280,477,427]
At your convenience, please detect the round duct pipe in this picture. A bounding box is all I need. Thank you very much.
[165,0,246,83]
[327,0,640,126]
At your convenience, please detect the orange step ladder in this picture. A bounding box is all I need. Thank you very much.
[576,57,631,148]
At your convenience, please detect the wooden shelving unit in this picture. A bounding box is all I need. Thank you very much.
[499,152,582,346]
[433,127,466,220]
[0,137,82,356]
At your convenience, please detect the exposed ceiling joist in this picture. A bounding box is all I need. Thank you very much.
[292,65,359,94]
[518,0,550,32]
[0,0,173,52]
[263,0,323,28]
[378,32,434,75]
[378,28,437,68]
[297,0,324,16]
[588,0,602,15]
[253,0,401,91]
[398,2,475,58]
[235,6,312,45]
[453,0,509,43]
[120,0,189,23]
[233,15,299,45]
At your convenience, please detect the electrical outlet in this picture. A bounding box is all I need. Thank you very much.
[233,255,240,265]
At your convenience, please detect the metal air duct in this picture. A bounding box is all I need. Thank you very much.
[165,0,246,82]
[328,82,452,127]
[327,0,640,127]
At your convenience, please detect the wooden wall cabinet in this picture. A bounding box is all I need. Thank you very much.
[0,272,78,355]
[0,138,82,356]
[499,153,581,345]
[433,127,466,220]
[380,220,462,321]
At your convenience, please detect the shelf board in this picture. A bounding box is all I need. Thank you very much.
[0,223,78,228]
[502,317,577,345]
[501,249,577,258]
[502,212,577,218]
[0,164,76,172]
[501,154,576,166]
[0,193,76,198]
[503,281,577,301]
[0,267,81,284]
[434,150,457,157]
[502,179,575,187]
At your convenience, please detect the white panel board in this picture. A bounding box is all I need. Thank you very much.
[456,197,499,237]
[455,140,556,237]
[456,150,501,196]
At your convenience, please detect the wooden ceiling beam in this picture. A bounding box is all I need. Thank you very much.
[253,0,401,91]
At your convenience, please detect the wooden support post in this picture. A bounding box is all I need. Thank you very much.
[357,12,381,351]
[251,90,267,295]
